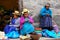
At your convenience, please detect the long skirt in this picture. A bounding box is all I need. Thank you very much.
[5,31,19,38]
[4,25,17,34]
[20,22,34,35]
[40,15,53,30]
[4,25,19,38]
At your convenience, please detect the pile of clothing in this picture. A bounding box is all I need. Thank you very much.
[20,35,30,40]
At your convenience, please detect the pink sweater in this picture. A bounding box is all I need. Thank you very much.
[20,16,34,29]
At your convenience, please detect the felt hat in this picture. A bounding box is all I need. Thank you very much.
[22,9,30,14]
[13,11,20,15]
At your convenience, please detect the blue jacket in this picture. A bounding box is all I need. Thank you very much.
[40,7,52,16]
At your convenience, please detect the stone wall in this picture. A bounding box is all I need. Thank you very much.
[23,0,60,15]
[22,0,60,27]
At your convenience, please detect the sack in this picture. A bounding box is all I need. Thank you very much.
[5,31,19,38]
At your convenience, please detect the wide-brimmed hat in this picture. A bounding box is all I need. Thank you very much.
[13,11,20,15]
[22,9,30,14]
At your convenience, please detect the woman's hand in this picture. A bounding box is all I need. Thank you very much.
[25,18,29,22]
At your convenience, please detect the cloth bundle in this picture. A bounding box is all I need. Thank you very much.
[42,29,60,38]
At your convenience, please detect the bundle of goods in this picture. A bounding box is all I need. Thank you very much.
[0,31,8,40]
[35,27,42,35]
[20,35,30,40]
[42,29,60,38]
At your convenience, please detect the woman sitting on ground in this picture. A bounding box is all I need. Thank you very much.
[4,11,20,34]
[20,9,34,35]
[40,3,53,30]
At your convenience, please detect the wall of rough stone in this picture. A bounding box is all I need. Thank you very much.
[23,0,60,27]
[23,0,60,15]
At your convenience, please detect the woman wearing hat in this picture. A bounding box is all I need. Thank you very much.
[4,11,20,38]
[40,3,53,30]
[20,9,34,35]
